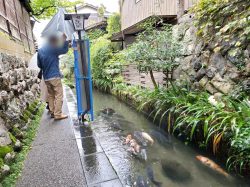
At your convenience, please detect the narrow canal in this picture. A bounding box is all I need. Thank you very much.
[66,87,248,187]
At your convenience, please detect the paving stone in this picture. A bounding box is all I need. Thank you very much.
[73,125,94,138]
[33,103,75,145]
[106,148,139,186]
[94,131,123,152]
[81,152,118,185]
[76,136,103,156]
[89,179,123,187]
[33,117,74,145]
[16,140,87,187]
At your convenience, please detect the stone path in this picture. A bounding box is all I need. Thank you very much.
[16,87,123,187]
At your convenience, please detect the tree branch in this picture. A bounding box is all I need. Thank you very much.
[32,5,56,16]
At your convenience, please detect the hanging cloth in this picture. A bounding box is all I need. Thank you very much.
[41,8,75,40]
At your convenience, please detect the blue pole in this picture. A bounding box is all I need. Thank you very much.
[72,39,94,121]
[73,40,83,117]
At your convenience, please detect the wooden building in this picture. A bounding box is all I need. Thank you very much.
[112,0,198,46]
[76,3,111,31]
[0,0,35,60]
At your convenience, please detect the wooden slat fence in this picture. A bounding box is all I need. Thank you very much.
[122,64,170,89]
[0,0,35,54]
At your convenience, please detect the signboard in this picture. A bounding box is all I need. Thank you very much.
[72,14,84,30]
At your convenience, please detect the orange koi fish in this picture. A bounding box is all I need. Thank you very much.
[196,155,229,177]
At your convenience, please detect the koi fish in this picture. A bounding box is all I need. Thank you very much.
[150,130,172,148]
[141,132,154,145]
[196,155,229,177]
[130,139,141,153]
[127,139,139,154]
[134,131,147,146]
[134,131,154,146]
[128,139,147,160]
[124,134,133,145]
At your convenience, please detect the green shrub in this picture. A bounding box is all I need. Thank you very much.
[27,105,36,113]
[0,146,13,158]
[8,133,16,144]
[126,18,182,88]
[107,13,121,36]
[63,78,75,89]
[60,49,74,80]
[23,110,32,119]
[32,100,39,106]
[91,38,126,91]
[87,29,106,41]
[91,36,113,91]
[0,158,4,168]
[30,103,38,111]
[11,127,22,138]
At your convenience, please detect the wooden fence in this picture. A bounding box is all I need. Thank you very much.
[0,0,35,54]
[122,64,171,89]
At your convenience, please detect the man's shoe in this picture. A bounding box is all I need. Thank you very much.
[54,114,68,120]
[46,102,50,111]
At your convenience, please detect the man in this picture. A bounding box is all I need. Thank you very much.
[38,33,69,120]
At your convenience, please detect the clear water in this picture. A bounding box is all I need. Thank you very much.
[70,88,249,187]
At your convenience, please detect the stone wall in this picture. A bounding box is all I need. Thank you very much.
[173,14,250,95]
[0,52,40,154]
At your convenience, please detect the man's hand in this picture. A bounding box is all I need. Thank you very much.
[68,40,72,48]
[62,33,67,41]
